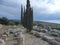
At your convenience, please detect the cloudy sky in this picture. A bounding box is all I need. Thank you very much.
[0,0,20,20]
[0,0,60,23]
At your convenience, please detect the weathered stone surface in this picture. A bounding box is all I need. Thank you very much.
[55,37,60,42]
[31,30,37,35]
[34,32,40,37]
[0,39,6,45]
[25,33,50,45]
[42,35,54,42]
[49,30,58,37]
[31,30,60,45]
[2,34,8,41]
[42,35,60,45]
[49,40,60,45]
[40,29,48,33]
[31,31,45,38]
[16,32,24,45]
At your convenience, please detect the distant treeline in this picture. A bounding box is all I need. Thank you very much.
[0,17,20,25]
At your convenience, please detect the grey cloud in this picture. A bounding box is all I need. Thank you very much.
[0,0,21,20]
[0,0,19,8]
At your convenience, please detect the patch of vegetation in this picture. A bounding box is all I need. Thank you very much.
[57,31,60,37]
[34,21,60,28]
[0,17,20,25]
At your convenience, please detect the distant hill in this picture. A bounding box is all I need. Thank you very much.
[34,21,60,28]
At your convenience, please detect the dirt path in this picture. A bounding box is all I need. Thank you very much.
[24,33,50,45]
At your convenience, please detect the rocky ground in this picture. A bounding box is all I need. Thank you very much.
[0,28,50,45]
[24,33,50,45]
[0,25,52,45]
[6,33,50,45]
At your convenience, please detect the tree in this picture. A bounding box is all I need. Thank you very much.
[21,0,33,32]
[0,17,9,25]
